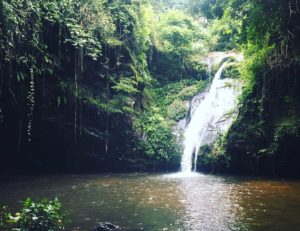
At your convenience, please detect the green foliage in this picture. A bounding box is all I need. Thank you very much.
[149,79,208,127]
[1,0,50,76]
[197,134,230,172]
[178,81,207,100]
[268,117,300,155]
[5,0,286,172]
[222,63,240,79]
[204,0,300,176]
[167,99,188,121]
[151,8,211,82]
[153,79,207,108]
[1,0,193,169]
[238,42,274,102]
[187,0,225,19]
[209,14,242,50]
[60,0,115,59]
[4,198,64,231]
[212,134,226,156]
[135,108,181,161]
[153,10,204,56]
[0,206,8,228]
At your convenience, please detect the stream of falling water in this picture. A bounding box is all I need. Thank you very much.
[181,61,241,173]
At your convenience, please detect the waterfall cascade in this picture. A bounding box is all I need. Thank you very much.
[180,57,241,173]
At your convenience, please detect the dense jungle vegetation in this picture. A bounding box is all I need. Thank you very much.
[1,0,300,177]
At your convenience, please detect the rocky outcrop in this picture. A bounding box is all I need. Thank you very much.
[91,222,122,231]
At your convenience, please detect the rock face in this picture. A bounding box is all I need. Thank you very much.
[91,222,122,231]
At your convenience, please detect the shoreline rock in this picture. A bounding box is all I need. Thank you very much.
[91,222,122,231]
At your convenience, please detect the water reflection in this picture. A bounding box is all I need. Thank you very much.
[161,173,300,230]
[1,174,300,231]
[233,180,300,231]
[163,173,247,230]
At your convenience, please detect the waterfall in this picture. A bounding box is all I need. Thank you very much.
[180,61,240,173]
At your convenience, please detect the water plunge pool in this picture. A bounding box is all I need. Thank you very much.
[1,173,300,231]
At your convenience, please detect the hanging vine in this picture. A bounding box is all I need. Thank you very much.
[27,67,35,142]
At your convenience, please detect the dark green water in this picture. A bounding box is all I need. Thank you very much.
[1,173,300,231]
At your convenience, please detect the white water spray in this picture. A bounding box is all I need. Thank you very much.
[180,60,241,173]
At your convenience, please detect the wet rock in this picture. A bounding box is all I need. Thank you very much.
[91,222,122,231]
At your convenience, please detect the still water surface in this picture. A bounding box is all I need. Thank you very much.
[1,173,300,231]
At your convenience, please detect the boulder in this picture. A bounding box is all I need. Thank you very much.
[91,222,122,231]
